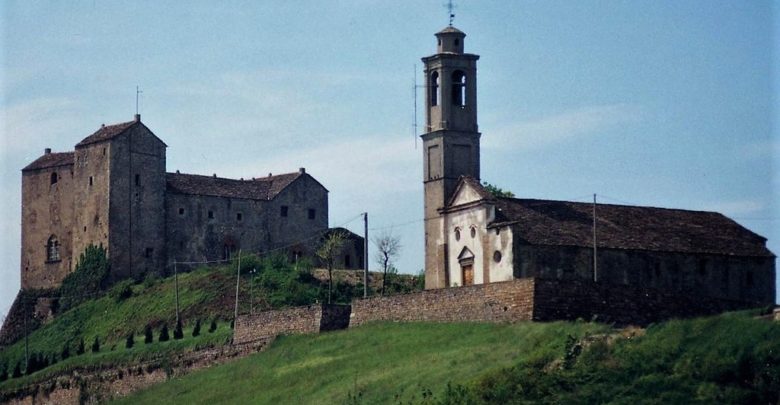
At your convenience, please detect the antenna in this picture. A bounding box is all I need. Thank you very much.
[446,0,456,26]
[135,85,143,115]
[413,65,418,148]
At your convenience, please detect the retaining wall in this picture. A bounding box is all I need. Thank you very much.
[233,304,351,345]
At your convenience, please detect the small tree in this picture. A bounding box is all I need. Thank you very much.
[192,319,201,337]
[173,319,184,340]
[159,324,170,342]
[125,332,135,349]
[316,230,348,304]
[76,337,85,355]
[482,181,515,198]
[373,231,402,296]
[91,336,100,353]
[144,324,153,344]
[11,362,22,379]
[208,319,217,333]
[0,363,7,382]
[61,343,70,360]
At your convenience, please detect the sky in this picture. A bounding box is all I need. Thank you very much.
[1,1,777,321]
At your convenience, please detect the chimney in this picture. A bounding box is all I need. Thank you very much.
[299,167,306,174]
[44,148,51,155]
[134,114,141,122]
[176,170,180,174]
[213,173,217,178]
[268,172,272,177]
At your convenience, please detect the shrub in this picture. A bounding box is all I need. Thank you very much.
[91,336,100,353]
[0,363,7,382]
[159,324,170,342]
[76,338,85,355]
[126,332,135,349]
[110,279,134,302]
[173,320,184,340]
[208,319,217,333]
[59,244,110,311]
[11,362,21,379]
[61,343,70,360]
[192,319,201,337]
[144,324,154,344]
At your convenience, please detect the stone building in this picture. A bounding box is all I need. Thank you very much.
[19,114,358,291]
[421,26,775,305]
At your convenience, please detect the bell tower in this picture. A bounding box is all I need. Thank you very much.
[422,26,481,289]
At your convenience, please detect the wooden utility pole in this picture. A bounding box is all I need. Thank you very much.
[174,259,180,323]
[593,194,598,282]
[364,212,369,298]
[233,250,242,324]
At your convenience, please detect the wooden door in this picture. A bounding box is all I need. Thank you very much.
[462,264,474,286]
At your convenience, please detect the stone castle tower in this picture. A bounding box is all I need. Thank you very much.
[422,26,481,289]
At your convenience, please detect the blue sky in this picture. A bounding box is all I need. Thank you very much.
[1,1,777,320]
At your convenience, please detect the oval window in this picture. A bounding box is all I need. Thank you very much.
[454,228,461,241]
[493,251,502,263]
[470,227,476,238]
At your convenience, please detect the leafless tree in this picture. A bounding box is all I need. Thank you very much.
[373,231,401,296]
[316,230,347,304]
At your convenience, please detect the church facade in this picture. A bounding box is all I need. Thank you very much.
[422,27,775,305]
[20,115,358,290]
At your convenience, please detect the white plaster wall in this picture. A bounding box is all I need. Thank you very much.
[450,185,482,206]
[445,206,487,286]
[488,226,514,282]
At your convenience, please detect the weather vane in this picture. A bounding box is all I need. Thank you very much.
[446,0,456,26]
[136,85,143,115]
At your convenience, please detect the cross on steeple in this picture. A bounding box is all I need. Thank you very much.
[446,0,456,26]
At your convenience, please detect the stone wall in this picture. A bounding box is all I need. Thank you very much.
[531,278,766,326]
[233,304,351,345]
[349,279,535,327]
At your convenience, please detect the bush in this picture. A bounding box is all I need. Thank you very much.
[173,320,184,340]
[76,338,85,355]
[192,319,201,337]
[11,362,21,379]
[0,363,7,382]
[59,244,110,311]
[209,319,217,333]
[110,279,134,302]
[126,332,135,349]
[61,343,70,360]
[159,324,170,342]
[91,336,100,353]
[144,324,154,344]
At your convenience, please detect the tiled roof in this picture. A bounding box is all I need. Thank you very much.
[22,152,74,172]
[491,198,773,257]
[166,171,303,201]
[75,120,137,147]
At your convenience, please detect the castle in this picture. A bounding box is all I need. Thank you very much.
[19,116,362,290]
[421,26,775,305]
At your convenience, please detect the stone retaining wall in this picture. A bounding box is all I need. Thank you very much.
[233,304,351,345]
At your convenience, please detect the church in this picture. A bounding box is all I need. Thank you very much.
[421,26,775,305]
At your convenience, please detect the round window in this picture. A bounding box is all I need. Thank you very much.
[470,227,476,238]
[493,251,502,263]
[454,228,461,241]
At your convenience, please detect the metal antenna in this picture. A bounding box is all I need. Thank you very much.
[135,85,143,115]
[413,65,418,148]
[446,0,456,26]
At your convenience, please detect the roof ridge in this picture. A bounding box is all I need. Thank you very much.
[497,196,724,216]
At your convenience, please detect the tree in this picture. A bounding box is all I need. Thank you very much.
[144,324,153,344]
[76,338,85,355]
[59,244,110,311]
[192,319,201,337]
[61,343,70,360]
[159,324,170,342]
[0,362,7,382]
[173,319,184,340]
[316,230,348,304]
[482,181,515,198]
[373,231,402,296]
[91,336,100,353]
[125,332,135,349]
[11,362,21,379]
[208,319,217,333]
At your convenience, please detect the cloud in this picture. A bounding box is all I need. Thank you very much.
[698,199,768,217]
[484,104,643,150]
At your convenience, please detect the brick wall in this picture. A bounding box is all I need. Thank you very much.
[532,278,767,326]
[233,304,351,345]
[349,279,535,327]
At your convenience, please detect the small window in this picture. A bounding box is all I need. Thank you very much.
[135,174,140,186]
[452,70,466,106]
[89,176,93,186]
[178,207,185,216]
[454,38,459,46]
[46,235,60,262]
[470,227,476,238]
[281,206,289,217]
[144,247,153,258]
[102,148,106,156]
[308,208,316,220]
[430,71,440,106]
[454,228,461,241]
[50,172,58,185]
[236,213,243,221]
[746,270,754,287]
[493,251,502,263]
[208,210,214,219]
[345,255,351,268]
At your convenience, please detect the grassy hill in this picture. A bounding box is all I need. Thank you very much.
[0,254,418,391]
[113,312,780,404]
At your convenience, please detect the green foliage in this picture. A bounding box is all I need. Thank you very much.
[159,325,170,342]
[76,338,85,355]
[125,332,134,349]
[0,363,6,382]
[173,320,184,340]
[481,181,514,198]
[60,343,70,360]
[192,320,201,337]
[91,336,100,353]
[11,362,21,379]
[110,279,134,302]
[208,320,217,333]
[144,324,153,344]
[59,244,110,311]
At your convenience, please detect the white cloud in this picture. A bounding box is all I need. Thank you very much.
[484,104,643,150]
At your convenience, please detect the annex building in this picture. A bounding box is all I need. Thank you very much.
[421,26,775,306]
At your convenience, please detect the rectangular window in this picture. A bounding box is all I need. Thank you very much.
[308,208,316,220]
[145,247,153,258]
[208,210,214,219]
[178,207,185,216]
[89,176,93,186]
[281,206,288,217]
[345,255,351,268]
[135,174,140,186]
[236,213,243,221]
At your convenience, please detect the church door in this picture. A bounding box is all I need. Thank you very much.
[462,264,474,286]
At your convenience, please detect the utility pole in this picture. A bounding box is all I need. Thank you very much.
[250,268,257,314]
[363,212,369,298]
[174,259,180,323]
[233,250,242,325]
[593,194,598,282]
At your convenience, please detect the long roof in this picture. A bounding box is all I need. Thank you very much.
[166,171,308,201]
[492,197,773,257]
[22,152,74,172]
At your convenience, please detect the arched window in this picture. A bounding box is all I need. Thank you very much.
[430,71,439,106]
[47,235,60,262]
[50,172,58,185]
[452,70,466,106]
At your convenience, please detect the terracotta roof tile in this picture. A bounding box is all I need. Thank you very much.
[492,198,773,257]
[166,171,302,201]
[76,120,137,147]
[22,152,74,172]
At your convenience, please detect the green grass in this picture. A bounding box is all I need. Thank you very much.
[114,321,609,404]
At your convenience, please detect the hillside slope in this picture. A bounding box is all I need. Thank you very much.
[115,312,780,404]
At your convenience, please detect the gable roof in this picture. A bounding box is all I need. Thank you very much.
[446,176,495,207]
[166,171,305,201]
[22,152,75,172]
[75,118,167,148]
[492,197,773,257]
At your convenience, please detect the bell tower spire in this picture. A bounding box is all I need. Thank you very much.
[421,26,481,289]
